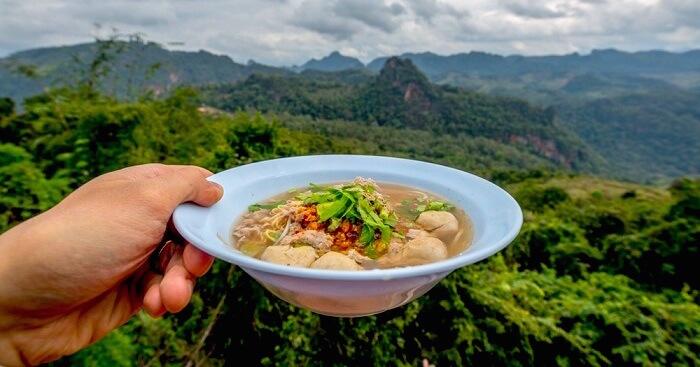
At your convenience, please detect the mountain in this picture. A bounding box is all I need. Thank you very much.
[361,50,700,183]
[0,40,289,102]
[366,49,700,81]
[298,51,364,72]
[202,57,601,172]
[2,41,698,182]
[558,91,700,182]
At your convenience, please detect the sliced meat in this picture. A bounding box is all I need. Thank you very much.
[279,230,333,254]
[347,249,376,267]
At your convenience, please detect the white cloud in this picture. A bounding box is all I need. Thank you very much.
[0,0,698,65]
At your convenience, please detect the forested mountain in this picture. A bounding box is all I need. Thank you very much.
[8,43,700,104]
[0,40,289,102]
[356,50,700,183]
[2,41,699,182]
[202,57,601,172]
[558,91,700,182]
[297,51,364,72]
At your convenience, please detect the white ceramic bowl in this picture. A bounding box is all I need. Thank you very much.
[173,155,522,317]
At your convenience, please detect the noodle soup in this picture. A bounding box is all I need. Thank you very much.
[232,177,472,270]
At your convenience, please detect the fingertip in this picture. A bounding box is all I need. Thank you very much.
[191,181,223,207]
[160,265,194,313]
[183,244,215,277]
[143,282,166,317]
[209,181,224,202]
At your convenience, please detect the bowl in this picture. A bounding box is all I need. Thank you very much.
[173,155,522,317]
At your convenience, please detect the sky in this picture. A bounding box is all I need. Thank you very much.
[1,0,699,66]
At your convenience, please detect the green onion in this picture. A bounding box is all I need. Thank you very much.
[365,243,378,259]
[317,197,350,221]
[248,200,286,212]
[380,226,392,244]
[328,217,341,231]
[359,224,375,245]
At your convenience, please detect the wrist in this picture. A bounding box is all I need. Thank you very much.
[0,222,36,366]
[0,334,25,367]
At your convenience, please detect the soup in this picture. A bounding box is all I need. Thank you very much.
[232,177,472,270]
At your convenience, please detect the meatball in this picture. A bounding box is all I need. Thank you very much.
[260,245,317,267]
[416,211,459,243]
[406,228,431,240]
[378,236,448,268]
[311,251,363,270]
[402,236,448,264]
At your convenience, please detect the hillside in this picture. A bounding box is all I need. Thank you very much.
[203,57,601,172]
[2,41,698,182]
[0,40,289,102]
[360,50,700,183]
[558,91,700,182]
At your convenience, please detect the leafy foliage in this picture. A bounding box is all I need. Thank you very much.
[0,76,697,366]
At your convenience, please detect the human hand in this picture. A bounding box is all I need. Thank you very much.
[0,164,223,365]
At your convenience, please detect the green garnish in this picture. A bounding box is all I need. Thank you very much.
[297,181,399,245]
[317,197,351,221]
[398,196,454,219]
[365,242,378,259]
[359,224,375,245]
[248,200,286,212]
[428,200,453,211]
[328,217,342,231]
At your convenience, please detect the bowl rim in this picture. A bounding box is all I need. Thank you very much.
[173,155,523,280]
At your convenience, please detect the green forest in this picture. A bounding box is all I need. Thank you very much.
[0,41,698,366]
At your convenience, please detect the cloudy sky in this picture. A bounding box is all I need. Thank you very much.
[1,0,699,65]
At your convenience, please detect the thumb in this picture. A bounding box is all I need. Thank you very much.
[153,165,223,208]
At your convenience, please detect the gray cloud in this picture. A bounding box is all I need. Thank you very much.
[293,0,406,39]
[59,0,177,27]
[405,0,468,23]
[500,0,569,19]
[333,0,404,32]
[0,0,699,65]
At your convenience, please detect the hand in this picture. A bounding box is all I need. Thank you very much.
[0,164,223,365]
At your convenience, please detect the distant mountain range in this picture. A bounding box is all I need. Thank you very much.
[1,41,698,182]
[297,51,363,72]
[0,41,291,102]
[293,48,700,78]
[365,49,700,77]
[3,42,700,101]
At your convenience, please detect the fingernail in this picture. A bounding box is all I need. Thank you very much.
[211,182,224,199]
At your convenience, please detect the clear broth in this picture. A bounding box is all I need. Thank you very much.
[233,181,473,262]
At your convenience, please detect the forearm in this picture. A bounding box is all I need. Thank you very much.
[0,224,29,366]
[0,216,65,366]
[0,217,76,366]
